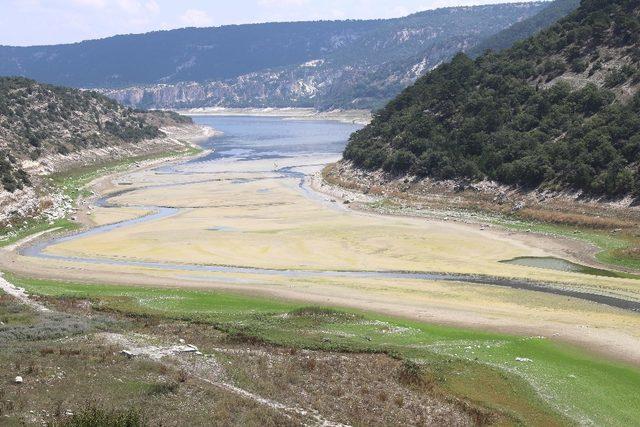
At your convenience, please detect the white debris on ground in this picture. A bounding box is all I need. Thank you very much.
[104,333,201,361]
[0,272,50,312]
[360,319,416,335]
[515,357,533,363]
[0,187,73,245]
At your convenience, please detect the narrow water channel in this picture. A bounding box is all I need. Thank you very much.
[20,116,640,313]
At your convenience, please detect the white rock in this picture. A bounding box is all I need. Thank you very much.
[121,350,135,358]
[14,376,23,384]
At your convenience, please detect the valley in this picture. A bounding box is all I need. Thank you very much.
[2,115,640,424]
[2,0,640,425]
[0,3,557,110]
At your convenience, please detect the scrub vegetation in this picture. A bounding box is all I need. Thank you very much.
[0,144,201,248]
[4,273,640,426]
[0,77,178,192]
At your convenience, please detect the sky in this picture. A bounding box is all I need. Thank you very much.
[0,0,544,46]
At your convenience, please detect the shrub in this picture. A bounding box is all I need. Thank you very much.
[147,381,179,396]
[343,0,640,198]
[61,406,145,427]
[397,360,424,386]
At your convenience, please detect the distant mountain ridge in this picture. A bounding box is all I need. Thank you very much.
[0,2,550,110]
[0,20,380,89]
[468,0,580,57]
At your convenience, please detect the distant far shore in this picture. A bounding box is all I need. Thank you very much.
[174,107,372,125]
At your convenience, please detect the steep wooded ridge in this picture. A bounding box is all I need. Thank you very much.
[0,3,549,110]
[345,0,640,198]
[0,77,189,193]
[468,0,580,57]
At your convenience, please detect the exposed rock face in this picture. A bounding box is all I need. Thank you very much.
[92,3,550,110]
[102,57,426,110]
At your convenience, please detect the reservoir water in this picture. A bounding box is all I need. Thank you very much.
[190,116,362,162]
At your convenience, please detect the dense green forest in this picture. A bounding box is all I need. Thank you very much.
[345,0,640,197]
[468,0,580,57]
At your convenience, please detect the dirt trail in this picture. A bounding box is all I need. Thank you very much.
[2,228,62,252]
[0,278,347,427]
[0,272,50,312]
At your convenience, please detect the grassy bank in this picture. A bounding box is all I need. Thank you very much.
[7,273,640,425]
[493,215,640,271]
[0,145,201,248]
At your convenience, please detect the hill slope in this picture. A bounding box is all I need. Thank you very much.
[0,21,381,89]
[468,0,580,57]
[344,0,640,198]
[0,77,189,193]
[0,3,548,110]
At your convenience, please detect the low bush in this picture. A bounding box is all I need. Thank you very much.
[60,406,145,427]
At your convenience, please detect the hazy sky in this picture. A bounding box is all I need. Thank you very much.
[0,0,544,46]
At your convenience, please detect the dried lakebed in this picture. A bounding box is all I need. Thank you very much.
[19,190,640,313]
[17,116,640,313]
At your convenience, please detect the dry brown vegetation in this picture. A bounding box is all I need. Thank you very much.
[0,294,492,426]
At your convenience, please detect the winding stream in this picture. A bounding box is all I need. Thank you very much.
[20,116,640,313]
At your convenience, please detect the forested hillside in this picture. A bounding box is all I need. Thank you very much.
[468,0,580,57]
[0,77,188,192]
[0,3,549,110]
[345,0,640,197]
[0,21,381,89]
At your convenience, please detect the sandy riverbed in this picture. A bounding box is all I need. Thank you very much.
[178,107,372,125]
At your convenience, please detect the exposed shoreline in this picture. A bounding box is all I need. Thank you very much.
[176,107,372,125]
[0,123,215,244]
[3,117,640,369]
[320,160,640,274]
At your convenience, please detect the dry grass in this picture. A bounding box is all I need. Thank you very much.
[614,244,640,260]
[0,297,485,426]
[326,161,640,231]
[220,342,475,426]
[516,207,635,229]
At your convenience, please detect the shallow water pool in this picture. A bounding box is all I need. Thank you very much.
[501,256,639,279]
